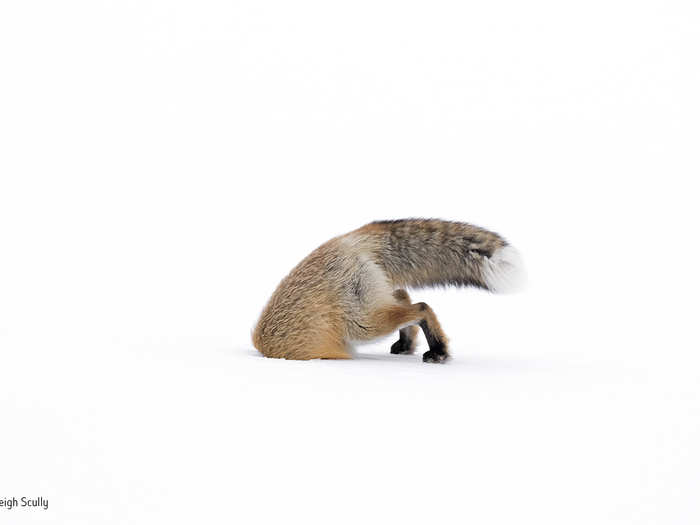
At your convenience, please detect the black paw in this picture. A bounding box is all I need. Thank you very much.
[422,349,449,363]
[390,338,415,355]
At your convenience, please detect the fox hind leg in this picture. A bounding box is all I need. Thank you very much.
[418,313,449,363]
[368,294,449,363]
[390,289,419,355]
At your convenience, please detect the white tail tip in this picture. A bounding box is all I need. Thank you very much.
[482,245,526,293]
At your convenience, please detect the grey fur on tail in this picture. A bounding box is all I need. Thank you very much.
[367,218,525,293]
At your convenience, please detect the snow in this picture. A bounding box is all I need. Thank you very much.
[2,290,699,523]
[3,328,699,523]
[2,0,700,523]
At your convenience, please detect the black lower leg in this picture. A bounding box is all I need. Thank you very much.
[419,319,448,363]
[391,326,416,354]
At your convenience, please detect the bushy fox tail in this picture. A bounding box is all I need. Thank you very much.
[362,218,525,293]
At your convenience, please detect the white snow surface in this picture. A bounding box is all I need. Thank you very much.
[2,329,699,524]
[2,0,700,524]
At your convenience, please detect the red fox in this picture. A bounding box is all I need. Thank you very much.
[253,218,524,363]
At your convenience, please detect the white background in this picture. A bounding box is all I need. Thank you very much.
[1,1,699,523]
